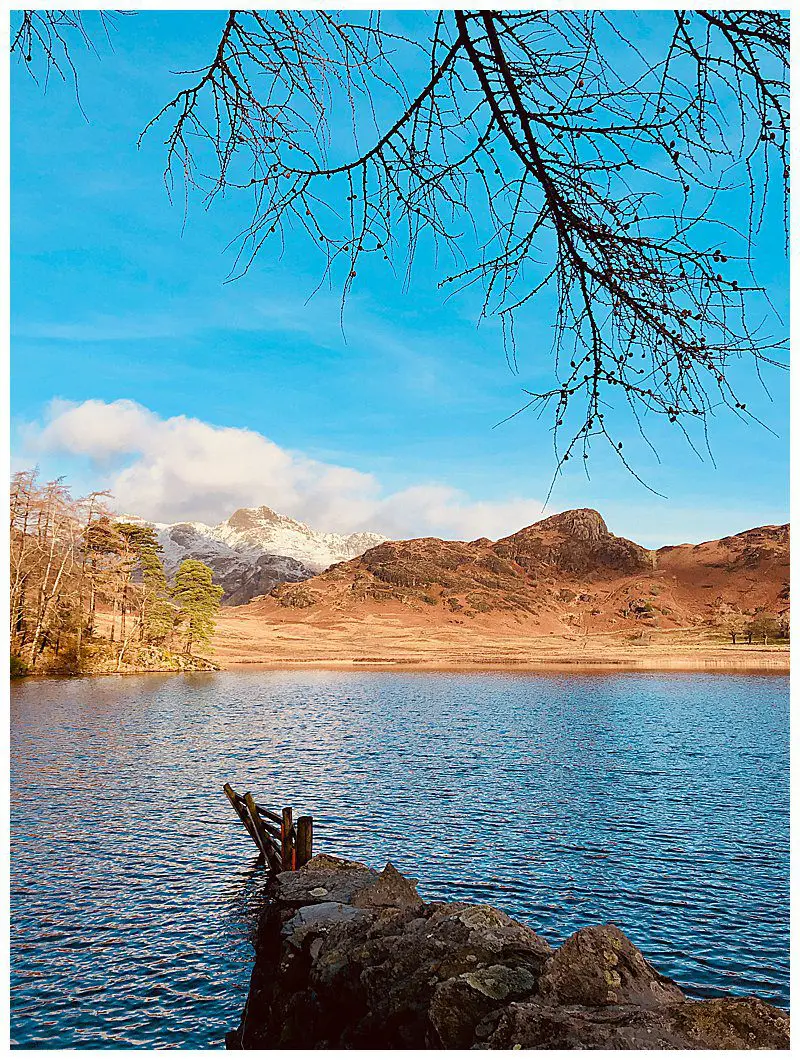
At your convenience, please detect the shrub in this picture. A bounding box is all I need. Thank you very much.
[10,654,28,679]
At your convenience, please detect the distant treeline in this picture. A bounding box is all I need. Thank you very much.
[728,612,789,646]
[10,469,223,676]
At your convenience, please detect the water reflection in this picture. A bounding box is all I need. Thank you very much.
[11,670,789,1047]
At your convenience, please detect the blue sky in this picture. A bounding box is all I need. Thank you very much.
[10,12,789,547]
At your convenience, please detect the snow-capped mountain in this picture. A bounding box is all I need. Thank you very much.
[152,506,386,605]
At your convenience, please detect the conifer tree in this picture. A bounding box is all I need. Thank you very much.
[109,522,175,647]
[84,516,123,638]
[171,559,223,655]
[140,547,175,646]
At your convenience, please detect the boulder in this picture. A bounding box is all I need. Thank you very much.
[538,923,685,1008]
[351,861,424,910]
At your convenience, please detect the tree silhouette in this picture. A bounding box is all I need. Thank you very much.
[12,10,789,494]
[12,10,124,106]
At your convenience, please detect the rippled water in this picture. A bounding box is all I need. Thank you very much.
[11,670,789,1048]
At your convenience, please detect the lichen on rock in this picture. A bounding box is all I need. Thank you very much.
[226,857,789,1051]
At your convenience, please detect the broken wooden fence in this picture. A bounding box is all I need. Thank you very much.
[224,783,313,874]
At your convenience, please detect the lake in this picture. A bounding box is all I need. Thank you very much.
[10,670,789,1048]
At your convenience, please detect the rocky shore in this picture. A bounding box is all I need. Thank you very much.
[226,855,788,1050]
[17,643,220,678]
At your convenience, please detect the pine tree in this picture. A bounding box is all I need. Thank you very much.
[112,522,160,641]
[84,516,123,638]
[171,559,223,655]
[140,548,175,645]
[75,490,112,658]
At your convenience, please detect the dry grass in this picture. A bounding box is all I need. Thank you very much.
[212,610,788,672]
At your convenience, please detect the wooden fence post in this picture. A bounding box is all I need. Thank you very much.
[281,806,294,871]
[224,785,312,875]
[296,815,313,867]
[224,783,260,850]
[244,791,281,874]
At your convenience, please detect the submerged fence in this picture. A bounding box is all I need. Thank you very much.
[224,783,313,874]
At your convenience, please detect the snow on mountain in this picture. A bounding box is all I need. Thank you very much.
[152,506,386,605]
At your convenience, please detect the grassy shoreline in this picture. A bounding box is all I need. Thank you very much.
[15,637,787,678]
[214,638,789,674]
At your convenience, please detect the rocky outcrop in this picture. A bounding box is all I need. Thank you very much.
[226,856,788,1051]
[494,508,653,577]
[268,509,656,622]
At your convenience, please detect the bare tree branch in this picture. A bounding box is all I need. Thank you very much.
[11,10,126,108]
[13,9,789,490]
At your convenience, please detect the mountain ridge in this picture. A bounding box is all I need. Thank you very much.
[249,507,788,637]
[151,505,386,605]
[139,502,788,630]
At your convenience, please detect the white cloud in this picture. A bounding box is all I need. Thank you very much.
[371,485,545,542]
[20,399,548,539]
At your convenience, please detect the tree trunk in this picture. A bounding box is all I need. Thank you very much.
[12,578,27,653]
[116,618,140,672]
[27,547,71,665]
[26,542,57,665]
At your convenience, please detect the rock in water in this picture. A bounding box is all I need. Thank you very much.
[226,856,788,1050]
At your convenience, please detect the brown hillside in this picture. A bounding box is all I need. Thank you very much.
[228,510,788,642]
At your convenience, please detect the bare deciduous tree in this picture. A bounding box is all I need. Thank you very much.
[9,470,182,674]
